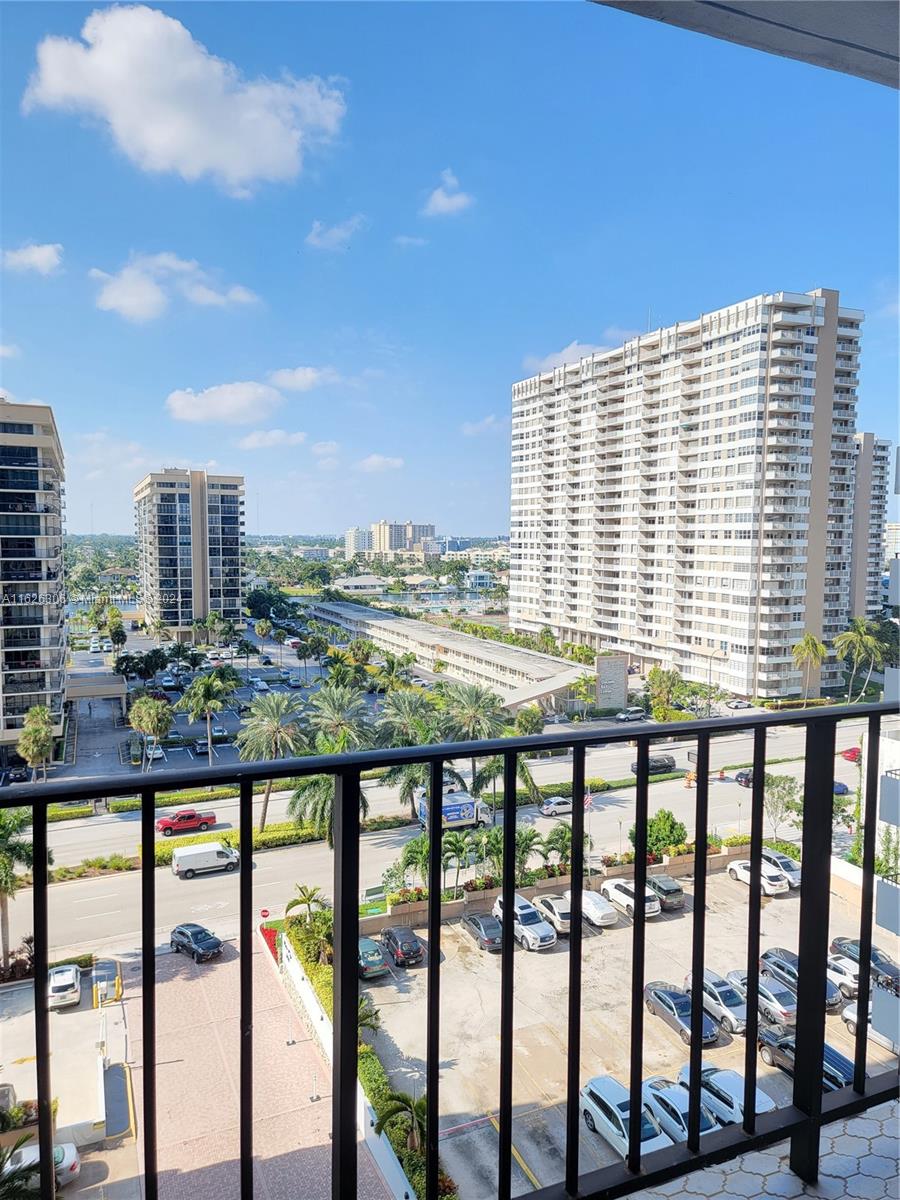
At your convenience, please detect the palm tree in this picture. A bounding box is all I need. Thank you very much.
[147,616,170,647]
[326,649,367,689]
[514,705,545,736]
[285,883,327,922]
[472,753,540,811]
[17,706,54,782]
[543,822,591,867]
[191,618,207,647]
[272,627,287,669]
[378,690,441,748]
[855,631,887,702]
[442,683,507,794]
[358,994,381,1041]
[234,637,256,683]
[294,639,311,685]
[442,830,471,896]
[0,809,38,968]
[477,825,504,878]
[400,834,431,885]
[0,1135,42,1196]
[514,827,547,883]
[296,909,334,964]
[834,618,879,702]
[307,684,370,751]
[374,652,416,692]
[374,1090,427,1152]
[176,673,237,771]
[381,762,466,821]
[235,692,306,830]
[139,698,173,772]
[255,618,273,655]
[287,758,370,849]
[205,609,224,646]
[791,631,828,707]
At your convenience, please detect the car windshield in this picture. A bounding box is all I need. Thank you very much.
[621,1109,662,1142]
[50,979,74,993]
[194,930,216,943]
[518,910,541,926]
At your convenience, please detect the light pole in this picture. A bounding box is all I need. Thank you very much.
[707,641,729,717]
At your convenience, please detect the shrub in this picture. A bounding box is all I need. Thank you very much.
[629,809,687,858]
[722,834,751,848]
[47,804,94,822]
[763,837,802,860]
[148,821,320,866]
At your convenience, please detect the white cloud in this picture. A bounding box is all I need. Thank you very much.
[312,440,339,456]
[422,168,473,217]
[305,214,367,251]
[461,414,505,437]
[316,456,339,471]
[237,428,306,450]
[89,251,257,322]
[73,430,152,480]
[0,344,21,358]
[3,242,63,274]
[166,380,283,424]
[268,366,341,391]
[23,5,346,197]
[523,326,643,372]
[394,234,428,248]
[355,453,403,473]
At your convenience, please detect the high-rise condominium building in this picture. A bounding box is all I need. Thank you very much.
[367,521,437,554]
[883,522,900,569]
[134,468,244,640]
[0,399,66,760]
[509,288,880,699]
[850,433,891,618]
[345,526,373,557]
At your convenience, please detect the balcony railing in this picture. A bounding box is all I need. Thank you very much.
[13,702,899,1200]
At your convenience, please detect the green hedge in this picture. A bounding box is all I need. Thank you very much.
[48,805,94,822]
[147,821,320,866]
[721,755,802,771]
[763,837,802,860]
[50,953,95,971]
[108,779,308,813]
[489,773,685,808]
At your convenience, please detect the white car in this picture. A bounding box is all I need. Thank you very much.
[5,1142,81,1189]
[253,679,270,692]
[47,964,81,1009]
[211,723,228,737]
[615,707,648,723]
[539,795,572,817]
[601,879,661,919]
[676,1064,776,1126]
[491,894,557,951]
[160,675,177,688]
[841,1001,900,1052]
[580,1074,673,1159]
[102,640,113,652]
[727,859,790,896]
[533,894,570,935]
[826,954,860,999]
[144,741,165,761]
[760,847,801,888]
[565,888,618,928]
[89,641,101,653]
[641,1077,718,1141]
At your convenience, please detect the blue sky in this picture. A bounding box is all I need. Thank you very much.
[1,2,897,534]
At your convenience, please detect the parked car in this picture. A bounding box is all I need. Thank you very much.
[826,954,860,999]
[685,969,747,1034]
[210,723,228,737]
[631,754,676,775]
[6,766,28,784]
[156,808,216,836]
[193,738,212,755]
[5,1142,81,1189]
[757,1027,856,1091]
[840,746,862,763]
[358,937,389,979]
[760,847,801,888]
[829,937,900,993]
[760,947,843,1011]
[253,679,270,692]
[841,1001,900,1052]
[102,640,113,652]
[726,970,798,1026]
[492,894,557,951]
[539,795,573,817]
[47,964,82,1009]
[601,879,662,919]
[160,675,177,688]
[726,699,753,710]
[145,744,165,762]
[646,874,684,911]
[644,981,718,1045]
[615,707,648,723]
[170,923,223,962]
[735,769,753,788]
[727,859,790,896]
[641,1077,717,1141]
[565,888,618,928]
[380,927,424,966]
[171,842,239,879]
[533,894,571,935]
[287,674,304,688]
[579,1075,673,1159]
[676,1064,776,1126]
[461,912,503,951]
[833,780,850,796]
[89,640,101,653]
[259,655,273,665]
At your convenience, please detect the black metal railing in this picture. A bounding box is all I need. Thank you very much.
[11,702,899,1200]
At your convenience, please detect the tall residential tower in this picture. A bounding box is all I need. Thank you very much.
[134,468,245,640]
[509,288,884,699]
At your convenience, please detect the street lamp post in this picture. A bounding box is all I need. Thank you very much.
[707,641,729,716]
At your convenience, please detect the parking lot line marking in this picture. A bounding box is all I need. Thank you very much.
[486,1111,541,1189]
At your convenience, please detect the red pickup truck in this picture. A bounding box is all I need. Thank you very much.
[155,809,217,837]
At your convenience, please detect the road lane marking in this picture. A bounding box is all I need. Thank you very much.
[73,894,120,903]
[76,911,121,920]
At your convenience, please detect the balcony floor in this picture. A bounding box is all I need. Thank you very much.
[634,1101,898,1200]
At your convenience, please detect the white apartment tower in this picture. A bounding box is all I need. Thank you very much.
[344,526,373,557]
[134,468,245,640]
[510,288,871,699]
[850,433,891,618]
[0,399,66,760]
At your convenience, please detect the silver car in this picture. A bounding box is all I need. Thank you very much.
[726,969,797,1026]
[761,847,801,888]
[48,964,81,1010]
[685,969,748,1034]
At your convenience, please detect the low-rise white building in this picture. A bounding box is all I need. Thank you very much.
[332,574,386,594]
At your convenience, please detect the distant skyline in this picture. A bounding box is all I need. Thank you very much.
[1,3,896,533]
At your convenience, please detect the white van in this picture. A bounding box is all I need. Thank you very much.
[171,842,240,880]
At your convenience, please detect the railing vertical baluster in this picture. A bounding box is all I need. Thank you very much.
[789,717,837,1183]
[426,758,444,1200]
[239,776,254,1198]
[497,750,517,1200]
[33,795,54,1200]
[854,712,882,1093]
[141,786,158,1200]
[627,738,649,1174]
[565,744,586,1196]
[742,724,767,1134]
[332,768,361,1200]
[687,733,710,1152]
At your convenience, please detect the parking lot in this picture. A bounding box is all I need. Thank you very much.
[361,872,899,1199]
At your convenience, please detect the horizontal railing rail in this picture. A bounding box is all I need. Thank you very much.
[11,700,898,1200]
